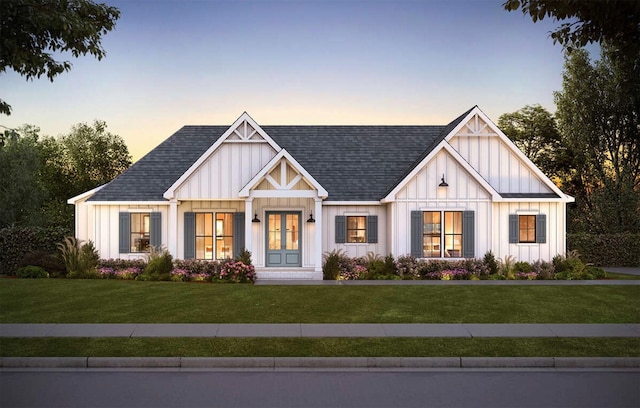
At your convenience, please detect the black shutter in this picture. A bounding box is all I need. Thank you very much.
[335,216,346,243]
[184,212,195,259]
[233,212,245,258]
[119,212,130,254]
[462,211,475,258]
[367,216,378,244]
[536,214,547,243]
[150,212,162,249]
[410,211,423,257]
[509,214,519,244]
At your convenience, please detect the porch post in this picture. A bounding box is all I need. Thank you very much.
[245,199,253,254]
[168,198,178,257]
[314,198,323,275]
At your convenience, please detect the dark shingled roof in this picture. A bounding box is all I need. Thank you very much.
[89,109,474,202]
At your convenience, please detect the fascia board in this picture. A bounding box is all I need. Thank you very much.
[67,184,105,204]
[441,143,502,200]
[323,201,382,205]
[163,112,281,200]
[85,201,170,206]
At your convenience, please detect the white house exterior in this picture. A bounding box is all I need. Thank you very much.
[69,106,574,280]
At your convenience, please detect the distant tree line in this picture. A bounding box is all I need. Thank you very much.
[0,120,131,231]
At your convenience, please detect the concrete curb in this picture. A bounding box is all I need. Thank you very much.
[2,357,639,369]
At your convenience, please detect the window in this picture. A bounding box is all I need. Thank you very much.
[335,215,378,244]
[194,213,233,260]
[509,214,546,244]
[519,215,536,243]
[130,213,150,252]
[347,216,367,243]
[422,211,463,258]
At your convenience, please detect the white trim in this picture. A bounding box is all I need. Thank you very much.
[85,201,169,206]
[239,149,328,198]
[323,201,381,206]
[67,184,105,204]
[163,112,282,200]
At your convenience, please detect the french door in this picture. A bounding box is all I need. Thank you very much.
[265,211,301,267]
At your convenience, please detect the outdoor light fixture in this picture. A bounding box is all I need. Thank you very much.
[252,213,261,223]
[307,213,315,223]
[439,174,449,187]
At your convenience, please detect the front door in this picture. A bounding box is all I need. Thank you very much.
[266,211,301,267]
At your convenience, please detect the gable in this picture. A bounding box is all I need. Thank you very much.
[166,113,280,200]
[447,110,557,195]
[393,147,494,201]
[239,149,328,198]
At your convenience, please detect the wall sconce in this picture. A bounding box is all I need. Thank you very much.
[252,213,261,223]
[438,174,449,187]
[307,212,315,223]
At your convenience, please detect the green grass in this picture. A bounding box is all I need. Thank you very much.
[1,279,639,324]
[1,337,638,358]
[605,272,640,280]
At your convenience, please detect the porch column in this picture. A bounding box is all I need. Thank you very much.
[168,199,178,257]
[314,198,323,273]
[245,199,253,254]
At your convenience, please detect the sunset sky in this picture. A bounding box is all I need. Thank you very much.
[1,0,583,161]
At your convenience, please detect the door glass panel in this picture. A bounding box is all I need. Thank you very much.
[286,214,298,250]
[268,214,281,250]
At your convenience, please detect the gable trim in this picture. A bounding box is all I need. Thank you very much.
[446,107,570,201]
[163,112,282,200]
[67,184,105,204]
[382,141,501,202]
[239,148,328,198]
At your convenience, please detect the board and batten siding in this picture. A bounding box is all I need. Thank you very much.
[448,135,553,194]
[322,205,388,258]
[174,142,276,200]
[390,149,493,259]
[492,201,566,263]
[91,204,168,260]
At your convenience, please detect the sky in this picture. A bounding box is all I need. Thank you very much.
[1,0,581,161]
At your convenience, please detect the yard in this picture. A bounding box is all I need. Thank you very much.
[1,279,639,357]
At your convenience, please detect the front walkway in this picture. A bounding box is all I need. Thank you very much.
[2,323,639,338]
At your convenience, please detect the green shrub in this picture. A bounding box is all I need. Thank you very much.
[141,248,173,281]
[16,265,49,279]
[483,251,499,276]
[499,255,517,279]
[514,261,532,273]
[322,249,342,280]
[58,237,99,278]
[0,225,70,275]
[531,260,555,280]
[568,233,640,267]
[235,248,253,265]
[18,250,66,278]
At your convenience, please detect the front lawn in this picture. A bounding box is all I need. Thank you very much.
[1,279,638,324]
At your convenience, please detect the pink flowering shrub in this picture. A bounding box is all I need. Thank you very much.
[219,260,256,283]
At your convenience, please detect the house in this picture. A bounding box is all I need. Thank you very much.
[69,106,574,280]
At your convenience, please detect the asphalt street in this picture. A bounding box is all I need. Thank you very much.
[1,368,639,408]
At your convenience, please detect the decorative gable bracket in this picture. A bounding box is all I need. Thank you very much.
[239,149,328,199]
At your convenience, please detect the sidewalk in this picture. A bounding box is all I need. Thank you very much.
[2,323,639,338]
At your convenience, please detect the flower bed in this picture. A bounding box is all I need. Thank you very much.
[322,250,607,281]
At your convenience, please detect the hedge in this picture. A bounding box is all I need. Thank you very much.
[0,225,71,275]
[568,233,640,267]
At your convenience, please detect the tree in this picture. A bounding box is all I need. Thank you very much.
[502,0,640,54]
[0,126,46,227]
[498,105,565,181]
[59,120,131,197]
[0,0,120,115]
[554,47,640,234]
